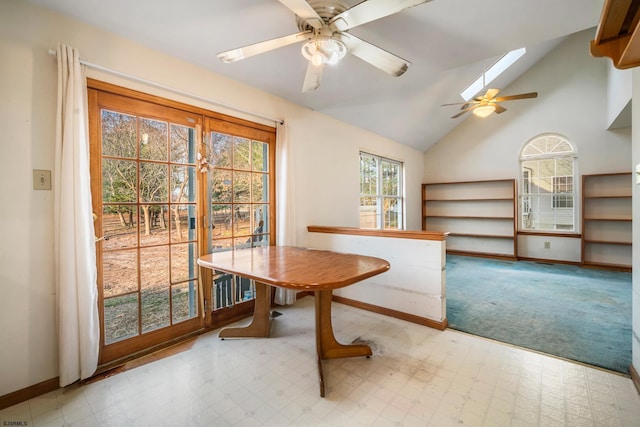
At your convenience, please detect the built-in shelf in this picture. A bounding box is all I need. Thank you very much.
[583,239,632,245]
[424,215,513,219]
[584,217,632,221]
[426,198,513,202]
[581,172,632,271]
[449,233,514,239]
[422,179,517,259]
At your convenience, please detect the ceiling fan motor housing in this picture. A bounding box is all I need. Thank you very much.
[296,1,348,31]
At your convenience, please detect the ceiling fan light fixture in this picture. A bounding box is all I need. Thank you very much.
[302,37,347,66]
[310,52,323,66]
[473,104,496,118]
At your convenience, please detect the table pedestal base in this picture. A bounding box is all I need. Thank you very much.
[315,290,372,397]
[219,282,272,339]
[218,285,372,397]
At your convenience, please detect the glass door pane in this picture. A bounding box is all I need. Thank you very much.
[204,118,274,319]
[91,90,203,364]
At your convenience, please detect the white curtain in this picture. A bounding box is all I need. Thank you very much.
[274,121,297,305]
[53,44,100,386]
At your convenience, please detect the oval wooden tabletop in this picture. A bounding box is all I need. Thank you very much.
[197,246,390,291]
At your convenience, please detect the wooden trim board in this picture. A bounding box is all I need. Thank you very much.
[332,295,447,331]
[0,378,59,410]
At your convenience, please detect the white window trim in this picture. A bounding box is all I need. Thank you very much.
[518,134,579,233]
[359,152,404,230]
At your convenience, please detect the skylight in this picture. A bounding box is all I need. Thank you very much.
[460,47,527,101]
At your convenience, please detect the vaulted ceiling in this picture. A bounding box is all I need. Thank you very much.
[28,0,606,151]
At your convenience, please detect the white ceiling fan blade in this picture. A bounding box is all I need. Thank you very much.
[277,0,324,30]
[330,0,432,32]
[339,33,410,77]
[217,31,312,63]
[302,62,324,93]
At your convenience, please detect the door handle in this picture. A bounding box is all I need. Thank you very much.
[92,212,108,242]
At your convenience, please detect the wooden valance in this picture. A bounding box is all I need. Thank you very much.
[590,0,640,69]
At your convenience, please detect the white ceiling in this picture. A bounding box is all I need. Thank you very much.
[28,0,605,151]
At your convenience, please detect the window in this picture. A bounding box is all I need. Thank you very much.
[207,125,272,252]
[359,152,403,229]
[519,134,577,231]
[552,176,574,208]
[461,48,526,101]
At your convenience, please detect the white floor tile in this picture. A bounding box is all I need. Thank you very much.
[2,297,640,426]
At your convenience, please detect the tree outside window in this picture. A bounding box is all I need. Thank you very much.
[359,152,403,229]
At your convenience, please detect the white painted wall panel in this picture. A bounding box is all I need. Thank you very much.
[308,233,446,322]
[632,68,640,373]
[0,35,58,397]
[516,235,581,262]
[607,62,632,129]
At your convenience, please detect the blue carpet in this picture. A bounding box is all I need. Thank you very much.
[446,255,632,374]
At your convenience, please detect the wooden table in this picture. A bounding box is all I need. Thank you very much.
[197,246,390,397]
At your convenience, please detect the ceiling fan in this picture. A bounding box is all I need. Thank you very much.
[442,88,538,118]
[217,0,432,93]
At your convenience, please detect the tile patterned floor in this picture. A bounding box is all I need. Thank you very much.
[2,297,639,426]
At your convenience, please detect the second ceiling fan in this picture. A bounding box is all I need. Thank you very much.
[217,0,432,93]
[443,88,538,118]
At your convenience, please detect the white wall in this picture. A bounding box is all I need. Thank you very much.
[516,235,581,262]
[607,61,632,129]
[308,232,446,323]
[423,29,632,262]
[632,68,640,383]
[0,28,58,396]
[0,1,425,396]
[288,109,425,240]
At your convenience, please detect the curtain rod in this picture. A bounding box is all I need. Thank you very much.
[48,49,284,125]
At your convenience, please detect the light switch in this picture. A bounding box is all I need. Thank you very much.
[33,169,52,190]
[636,163,640,185]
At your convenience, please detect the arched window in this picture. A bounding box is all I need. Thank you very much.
[519,134,577,231]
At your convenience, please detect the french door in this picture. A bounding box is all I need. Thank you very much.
[88,81,276,366]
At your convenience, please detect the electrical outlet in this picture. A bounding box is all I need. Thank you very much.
[544,241,551,249]
[33,169,52,190]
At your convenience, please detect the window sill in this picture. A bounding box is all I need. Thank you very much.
[517,230,581,238]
